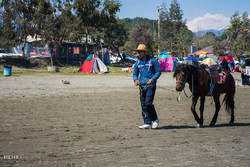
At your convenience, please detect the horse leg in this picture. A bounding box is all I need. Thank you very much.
[191,96,200,125]
[210,94,220,126]
[199,96,205,127]
[228,97,235,124]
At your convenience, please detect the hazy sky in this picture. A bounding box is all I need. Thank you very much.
[117,0,250,32]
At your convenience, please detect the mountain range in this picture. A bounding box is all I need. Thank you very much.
[193,29,226,37]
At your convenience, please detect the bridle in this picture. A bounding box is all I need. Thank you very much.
[176,72,194,102]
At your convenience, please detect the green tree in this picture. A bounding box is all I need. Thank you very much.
[160,0,192,56]
[41,0,73,59]
[227,11,250,57]
[104,19,127,57]
[0,0,52,56]
[73,0,120,54]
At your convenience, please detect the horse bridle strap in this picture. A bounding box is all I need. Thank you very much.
[176,74,188,86]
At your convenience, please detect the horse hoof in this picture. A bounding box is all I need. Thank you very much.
[209,122,215,127]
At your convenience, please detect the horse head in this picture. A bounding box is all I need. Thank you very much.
[173,63,191,92]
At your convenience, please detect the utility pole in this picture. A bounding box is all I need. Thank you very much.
[157,6,163,55]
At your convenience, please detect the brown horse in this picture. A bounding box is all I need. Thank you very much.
[173,63,235,127]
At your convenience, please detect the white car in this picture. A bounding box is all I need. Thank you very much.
[110,55,122,64]
[0,48,22,58]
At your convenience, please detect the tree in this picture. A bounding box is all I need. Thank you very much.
[41,0,73,59]
[160,0,192,56]
[73,0,120,54]
[0,0,52,57]
[226,11,250,57]
[104,20,127,57]
[0,5,16,50]
[131,21,154,54]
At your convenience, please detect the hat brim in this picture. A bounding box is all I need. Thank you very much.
[134,49,149,52]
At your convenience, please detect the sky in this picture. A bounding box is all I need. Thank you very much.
[117,0,250,32]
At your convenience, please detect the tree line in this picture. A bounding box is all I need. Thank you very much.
[0,0,249,59]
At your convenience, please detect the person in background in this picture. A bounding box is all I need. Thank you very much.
[133,44,162,129]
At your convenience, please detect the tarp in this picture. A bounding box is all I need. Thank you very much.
[219,56,234,62]
[186,57,198,61]
[199,54,218,62]
[202,58,216,66]
[157,54,177,72]
[182,60,199,66]
[195,51,211,56]
[78,54,108,74]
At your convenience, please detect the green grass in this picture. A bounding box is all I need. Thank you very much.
[0,65,133,77]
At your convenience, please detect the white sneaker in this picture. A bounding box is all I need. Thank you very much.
[139,124,151,129]
[152,119,159,129]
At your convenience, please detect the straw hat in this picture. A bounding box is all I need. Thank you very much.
[134,44,149,53]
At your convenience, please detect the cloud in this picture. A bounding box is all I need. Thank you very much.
[187,13,230,32]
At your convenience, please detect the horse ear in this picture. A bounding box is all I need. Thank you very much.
[184,62,188,68]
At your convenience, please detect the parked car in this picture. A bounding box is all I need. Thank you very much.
[0,48,22,58]
[110,55,121,64]
[125,54,137,62]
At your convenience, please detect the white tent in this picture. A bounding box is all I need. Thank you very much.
[199,54,218,62]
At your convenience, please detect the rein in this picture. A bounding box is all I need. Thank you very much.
[176,74,194,102]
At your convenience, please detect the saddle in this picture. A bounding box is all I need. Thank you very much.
[203,64,225,84]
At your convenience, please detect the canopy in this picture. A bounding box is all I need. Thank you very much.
[219,56,234,62]
[195,51,211,56]
[186,57,198,61]
[202,58,216,66]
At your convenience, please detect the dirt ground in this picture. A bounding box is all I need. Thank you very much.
[0,72,249,167]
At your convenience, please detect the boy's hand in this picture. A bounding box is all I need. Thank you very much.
[135,80,140,86]
[147,79,154,85]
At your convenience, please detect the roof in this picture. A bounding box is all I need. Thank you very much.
[196,45,213,54]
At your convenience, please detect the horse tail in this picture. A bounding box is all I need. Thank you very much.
[223,94,233,115]
[222,76,236,115]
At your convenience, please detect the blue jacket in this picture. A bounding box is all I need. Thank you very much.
[133,55,161,87]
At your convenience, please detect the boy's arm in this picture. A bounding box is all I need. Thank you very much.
[151,58,161,81]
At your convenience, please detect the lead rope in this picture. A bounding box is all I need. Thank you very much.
[176,74,193,102]
[183,74,194,98]
[208,71,214,104]
[139,83,148,118]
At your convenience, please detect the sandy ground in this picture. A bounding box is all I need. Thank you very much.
[0,72,249,167]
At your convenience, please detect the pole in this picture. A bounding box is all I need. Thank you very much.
[157,6,162,55]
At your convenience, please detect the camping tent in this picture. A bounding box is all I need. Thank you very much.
[199,54,218,62]
[202,58,216,66]
[219,56,234,62]
[186,57,198,61]
[159,51,169,55]
[157,54,177,72]
[78,54,108,74]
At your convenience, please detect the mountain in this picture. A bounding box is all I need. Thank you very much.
[193,29,226,37]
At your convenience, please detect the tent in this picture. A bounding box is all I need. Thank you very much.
[157,54,177,72]
[78,54,108,74]
[186,57,198,61]
[199,54,218,62]
[202,58,216,66]
[159,51,169,55]
[219,56,234,62]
